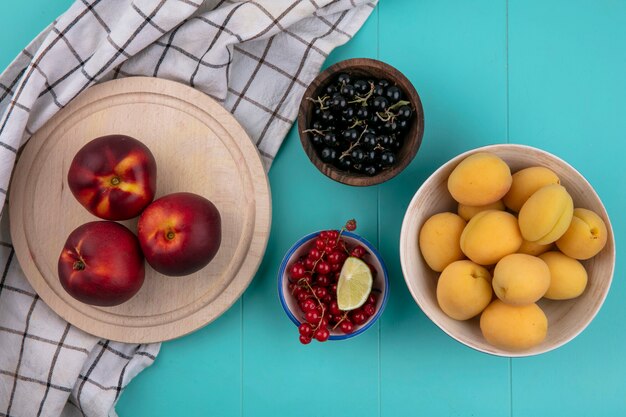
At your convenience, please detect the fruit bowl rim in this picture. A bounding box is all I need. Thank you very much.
[277,230,390,341]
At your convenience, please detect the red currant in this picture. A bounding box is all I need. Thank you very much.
[330,263,342,272]
[305,310,320,323]
[314,327,330,342]
[327,250,341,265]
[351,310,367,325]
[299,323,313,337]
[345,219,357,231]
[315,238,326,250]
[303,257,315,271]
[314,287,328,299]
[297,291,310,302]
[330,283,338,294]
[330,301,341,316]
[302,299,317,312]
[316,261,330,275]
[320,231,329,239]
[307,248,322,260]
[350,246,366,258]
[328,230,339,240]
[299,335,312,344]
[290,262,305,279]
[330,314,343,323]
[340,320,354,334]
[363,303,376,317]
[367,294,377,305]
[322,294,333,305]
[316,274,330,287]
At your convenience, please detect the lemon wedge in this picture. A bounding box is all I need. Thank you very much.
[337,257,373,311]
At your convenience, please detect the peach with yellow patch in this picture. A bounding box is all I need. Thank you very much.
[68,135,157,220]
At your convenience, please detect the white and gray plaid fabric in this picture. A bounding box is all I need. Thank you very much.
[0,1,375,416]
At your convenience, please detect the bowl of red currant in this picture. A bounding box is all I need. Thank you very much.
[278,220,389,344]
[298,58,424,186]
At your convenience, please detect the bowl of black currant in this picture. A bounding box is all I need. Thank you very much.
[298,58,424,186]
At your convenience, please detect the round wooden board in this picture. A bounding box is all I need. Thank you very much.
[9,77,271,343]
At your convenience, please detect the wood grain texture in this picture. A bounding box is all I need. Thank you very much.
[399,144,615,357]
[298,58,424,186]
[8,77,271,343]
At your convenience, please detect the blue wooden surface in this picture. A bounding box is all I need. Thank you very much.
[1,1,625,416]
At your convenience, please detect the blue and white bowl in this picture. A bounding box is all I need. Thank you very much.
[278,231,389,340]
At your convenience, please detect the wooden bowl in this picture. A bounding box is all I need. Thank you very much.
[399,144,616,357]
[298,58,424,186]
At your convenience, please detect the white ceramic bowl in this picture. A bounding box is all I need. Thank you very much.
[400,144,616,356]
[278,231,389,340]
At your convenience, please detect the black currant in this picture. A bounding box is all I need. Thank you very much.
[356,106,369,120]
[323,132,338,147]
[311,134,324,146]
[381,151,396,166]
[312,120,324,130]
[396,105,412,120]
[362,133,377,149]
[373,84,385,97]
[351,147,365,162]
[338,156,353,170]
[343,128,359,142]
[397,119,410,131]
[320,147,337,163]
[353,79,369,94]
[383,120,398,133]
[321,111,335,124]
[337,73,351,85]
[385,86,403,102]
[364,165,378,176]
[330,95,347,110]
[340,84,355,99]
[378,79,391,88]
[365,149,380,164]
[342,106,355,120]
[372,96,389,111]
[325,84,337,95]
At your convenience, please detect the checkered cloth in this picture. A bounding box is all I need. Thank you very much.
[0,1,376,416]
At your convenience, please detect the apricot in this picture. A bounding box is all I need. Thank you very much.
[518,184,573,245]
[457,200,505,222]
[517,239,553,256]
[447,153,512,206]
[539,251,588,300]
[480,300,548,350]
[436,260,493,320]
[556,208,608,260]
[419,212,467,272]
[503,167,560,212]
[492,254,550,305]
[460,210,522,265]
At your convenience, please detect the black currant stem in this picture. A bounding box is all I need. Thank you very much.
[306,95,330,110]
[348,82,376,106]
[303,128,327,136]
[348,119,365,129]
[339,123,369,160]
[376,100,412,122]
[387,99,411,112]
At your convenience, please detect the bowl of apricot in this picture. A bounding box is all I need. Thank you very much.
[399,144,615,357]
